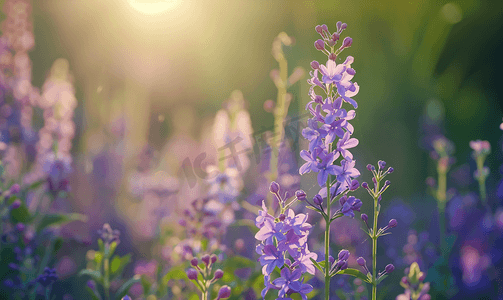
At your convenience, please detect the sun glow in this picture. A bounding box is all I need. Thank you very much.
[127,0,178,15]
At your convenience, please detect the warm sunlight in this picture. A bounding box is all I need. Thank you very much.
[127,0,178,15]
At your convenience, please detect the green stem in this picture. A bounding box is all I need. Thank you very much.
[371,181,380,300]
[437,168,447,258]
[104,258,110,300]
[475,156,487,206]
[325,176,331,300]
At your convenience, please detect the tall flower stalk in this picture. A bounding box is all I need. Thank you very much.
[359,161,396,300]
[295,22,365,300]
[469,140,490,208]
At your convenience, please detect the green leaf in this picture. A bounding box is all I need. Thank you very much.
[188,293,199,300]
[79,269,103,285]
[9,199,31,224]
[110,257,121,274]
[52,238,63,255]
[335,289,347,300]
[37,213,87,233]
[161,265,187,286]
[28,180,45,190]
[111,254,132,280]
[310,258,324,273]
[334,268,371,284]
[114,276,140,300]
[0,164,4,177]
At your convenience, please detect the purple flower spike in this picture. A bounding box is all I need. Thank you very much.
[217,285,231,299]
[186,268,198,280]
[314,39,325,51]
[385,264,395,274]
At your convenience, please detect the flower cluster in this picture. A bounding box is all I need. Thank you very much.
[301,22,360,192]
[172,197,231,262]
[186,253,231,300]
[397,262,431,300]
[255,182,316,299]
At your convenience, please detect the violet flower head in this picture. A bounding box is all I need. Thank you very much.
[37,267,58,287]
[97,223,120,246]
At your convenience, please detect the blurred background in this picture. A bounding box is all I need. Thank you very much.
[2,0,503,298]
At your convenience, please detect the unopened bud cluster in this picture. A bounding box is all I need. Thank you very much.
[186,253,230,300]
[398,262,431,300]
[314,21,352,59]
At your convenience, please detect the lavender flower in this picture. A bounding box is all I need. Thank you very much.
[255,181,316,299]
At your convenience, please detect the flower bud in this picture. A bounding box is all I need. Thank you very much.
[9,184,20,194]
[339,195,347,206]
[331,32,340,42]
[388,219,397,228]
[310,61,320,70]
[278,214,286,222]
[217,285,231,299]
[213,269,224,280]
[341,37,352,48]
[210,254,218,264]
[314,95,323,103]
[378,160,386,170]
[349,179,359,191]
[321,24,328,33]
[11,199,21,209]
[201,254,210,266]
[313,194,323,206]
[361,182,369,189]
[339,260,348,270]
[385,264,395,274]
[336,21,342,32]
[269,181,280,194]
[190,258,198,267]
[295,190,307,201]
[356,257,366,266]
[314,39,325,51]
[186,268,198,280]
[329,256,335,264]
[361,213,368,223]
[87,280,96,290]
[328,53,337,61]
[15,223,25,232]
[384,180,391,187]
[338,249,350,261]
[315,25,323,34]
[341,23,347,30]
[387,167,394,174]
